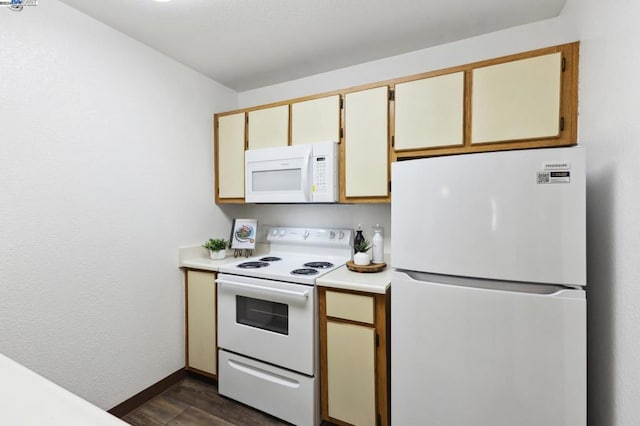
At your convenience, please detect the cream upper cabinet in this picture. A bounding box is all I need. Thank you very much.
[291,95,340,145]
[394,71,465,150]
[471,52,562,144]
[216,112,245,200]
[248,105,289,149]
[344,86,389,199]
[186,270,217,376]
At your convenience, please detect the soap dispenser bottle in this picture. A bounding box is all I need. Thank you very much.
[372,224,384,264]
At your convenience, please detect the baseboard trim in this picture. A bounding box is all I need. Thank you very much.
[108,368,188,418]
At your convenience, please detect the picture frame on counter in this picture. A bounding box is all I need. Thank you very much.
[229,218,258,250]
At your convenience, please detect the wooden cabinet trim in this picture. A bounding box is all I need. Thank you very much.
[325,315,376,328]
[463,69,473,148]
[319,288,330,422]
[184,270,189,371]
[213,116,218,204]
[394,136,574,160]
[288,103,292,146]
[375,291,390,426]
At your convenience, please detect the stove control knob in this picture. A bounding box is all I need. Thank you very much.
[278,229,287,237]
[337,231,345,240]
[329,231,336,239]
[271,228,279,236]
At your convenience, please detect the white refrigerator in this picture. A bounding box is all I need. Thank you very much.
[391,147,586,426]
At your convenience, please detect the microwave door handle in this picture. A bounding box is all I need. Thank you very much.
[301,149,312,202]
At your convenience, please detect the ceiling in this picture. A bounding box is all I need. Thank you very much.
[58,0,567,91]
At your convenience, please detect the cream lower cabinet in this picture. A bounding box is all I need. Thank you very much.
[185,270,217,377]
[319,288,390,426]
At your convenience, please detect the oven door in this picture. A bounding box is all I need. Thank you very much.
[217,273,316,375]
[244,144,312,203]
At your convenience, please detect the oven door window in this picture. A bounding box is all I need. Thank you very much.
[236,295,289,335]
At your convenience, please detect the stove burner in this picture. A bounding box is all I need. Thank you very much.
[237,261,270,269]
[303,261,334,269]
[291,268,319,276]
[260,256,282,262]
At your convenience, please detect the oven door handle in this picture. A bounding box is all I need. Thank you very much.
[216,279,309,302]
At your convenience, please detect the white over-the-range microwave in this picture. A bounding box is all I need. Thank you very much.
[245,141,338,203]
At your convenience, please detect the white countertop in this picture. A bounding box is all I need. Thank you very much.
[316,257,392,294]
[179,252,242,272]
[179,246,392,294]
[0,353,127,426]
[178,244,268,272]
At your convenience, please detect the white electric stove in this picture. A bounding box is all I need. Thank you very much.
[218,226,352,284]
[216,226,353,426]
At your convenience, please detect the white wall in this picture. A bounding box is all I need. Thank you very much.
[239,0,640,424]
[566,1,640,425]
[241,204,391,249]
[0,1,240,409]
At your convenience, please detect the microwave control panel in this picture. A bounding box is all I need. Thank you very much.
[313,156,328,193]
[311,142,338,202]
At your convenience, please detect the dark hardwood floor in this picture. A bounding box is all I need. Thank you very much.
[122,375,290,426]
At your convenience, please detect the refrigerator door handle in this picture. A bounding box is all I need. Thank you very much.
[394,270,585,300]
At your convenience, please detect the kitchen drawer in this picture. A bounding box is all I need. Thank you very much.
[218,349,316,426]
[325,291,374,324]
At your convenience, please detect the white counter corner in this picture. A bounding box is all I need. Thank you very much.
[0,353,128,425]
[316,263,392,294]
[178,243,270,272]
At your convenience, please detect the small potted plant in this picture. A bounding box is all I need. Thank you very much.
[202,238,229,260]
[353,239,372,266]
